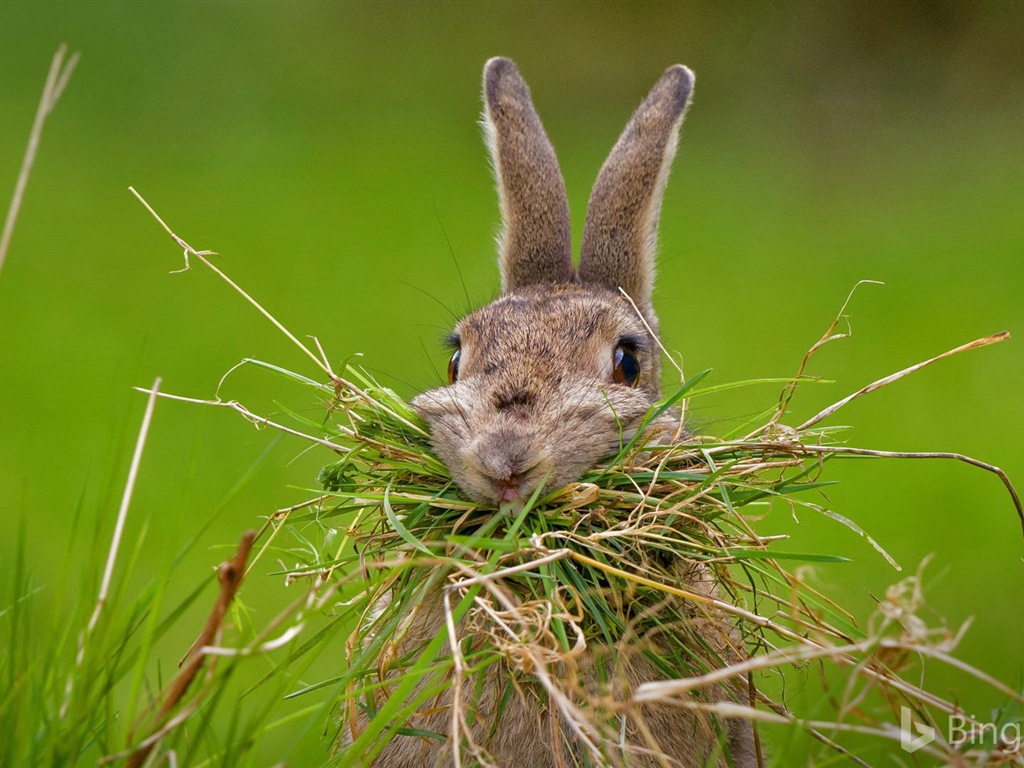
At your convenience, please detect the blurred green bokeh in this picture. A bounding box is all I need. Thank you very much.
[1,1,1022,763]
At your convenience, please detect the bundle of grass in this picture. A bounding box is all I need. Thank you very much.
[198,337,1019,767]
[305,341,1024,767]
[319,370,822,764]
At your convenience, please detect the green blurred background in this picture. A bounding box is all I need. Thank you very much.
[1,1,1022,763]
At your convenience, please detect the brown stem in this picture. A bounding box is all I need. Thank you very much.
[125,530,255,768]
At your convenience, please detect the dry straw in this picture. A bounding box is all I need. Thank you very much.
[130,187,1023,767]
[0,45,78,276]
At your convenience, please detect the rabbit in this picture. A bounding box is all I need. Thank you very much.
[354,58,757,768]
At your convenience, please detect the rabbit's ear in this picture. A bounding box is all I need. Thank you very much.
[483,58,574,292]
[578,65,694,311]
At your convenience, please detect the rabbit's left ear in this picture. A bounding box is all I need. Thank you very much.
[483,58,574,293]
[578,65,694,313]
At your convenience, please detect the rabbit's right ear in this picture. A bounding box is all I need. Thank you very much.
[578,65,694,314]
[482,58,574,293]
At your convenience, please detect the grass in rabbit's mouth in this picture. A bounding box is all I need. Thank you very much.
[38,189,1019,767]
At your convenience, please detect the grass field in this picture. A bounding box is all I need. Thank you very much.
[1,2,1022,765]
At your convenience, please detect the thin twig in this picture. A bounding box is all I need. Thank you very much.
[798,332,1010,431]
[798,443,1024,539]
[619,286,690,434]
[443,590,466,768]
[127,186,336,382]
[0,44,79,275]
[618,286,684,380]
[126,530,256,768]
[90,378,162,633]
[60,377,161,719]
[132,386,352,451]
[129,186,429,436]
[770,280,883,427]
[447,548,571,589]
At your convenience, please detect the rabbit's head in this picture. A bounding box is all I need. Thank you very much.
[412,58,694,505]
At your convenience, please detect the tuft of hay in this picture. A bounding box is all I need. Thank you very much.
[129,190,1024,767]
[307,350,1022,767]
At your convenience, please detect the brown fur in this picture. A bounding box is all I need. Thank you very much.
[414,283,660,504]
[357,58,756,767]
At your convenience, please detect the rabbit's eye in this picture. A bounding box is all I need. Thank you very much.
[613,346,640,387]
[447,349,461,384]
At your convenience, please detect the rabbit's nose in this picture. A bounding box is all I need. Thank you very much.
[470,431,548,503]
[477,457,534,503]
[476,435,530,476]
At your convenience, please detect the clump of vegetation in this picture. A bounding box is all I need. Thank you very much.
[280,330,1023,767]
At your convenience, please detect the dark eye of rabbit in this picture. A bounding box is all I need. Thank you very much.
[447,348,461,384]
[613,345,640,387]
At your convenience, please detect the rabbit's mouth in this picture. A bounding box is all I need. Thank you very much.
[411,378,654,507]
[446,444,561,512]
[493,473,526,504]
[459,455,555,507]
